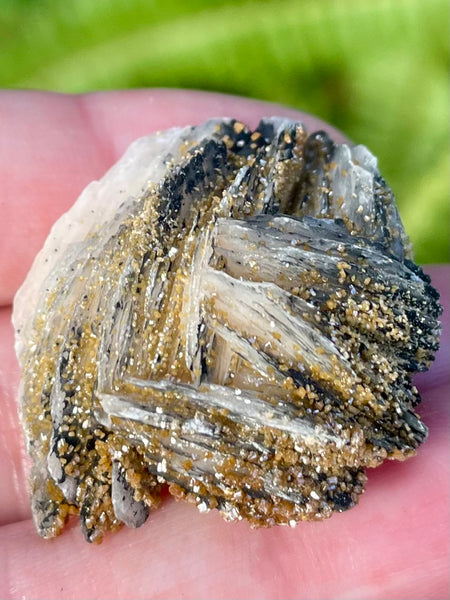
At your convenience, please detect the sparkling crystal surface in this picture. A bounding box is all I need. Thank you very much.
[13,118,442,542]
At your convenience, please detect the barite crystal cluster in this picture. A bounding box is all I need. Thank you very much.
[13,118,441,542]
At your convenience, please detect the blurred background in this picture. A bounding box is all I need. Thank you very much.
[1,0,448,263]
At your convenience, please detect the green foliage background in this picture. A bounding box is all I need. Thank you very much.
[1,0,448,263]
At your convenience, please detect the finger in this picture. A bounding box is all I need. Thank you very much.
[0,307,30,526]
[1,429,448,600]
[0,88,347,306]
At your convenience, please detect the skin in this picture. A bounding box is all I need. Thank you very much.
[0,89,448,600]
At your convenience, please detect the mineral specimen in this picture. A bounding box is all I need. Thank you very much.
[13,118,441,542]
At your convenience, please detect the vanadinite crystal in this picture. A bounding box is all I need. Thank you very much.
[13,118,442,542]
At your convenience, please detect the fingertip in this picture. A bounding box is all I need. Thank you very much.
[80,88,348,159]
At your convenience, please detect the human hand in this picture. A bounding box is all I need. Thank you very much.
[0,89,448,599]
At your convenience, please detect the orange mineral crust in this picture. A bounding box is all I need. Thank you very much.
[13,118,441,542]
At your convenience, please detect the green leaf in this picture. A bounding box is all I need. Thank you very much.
[1,0,448,263]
